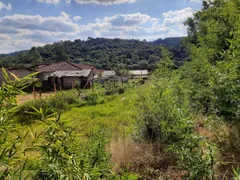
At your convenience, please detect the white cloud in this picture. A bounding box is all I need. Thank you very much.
[0,8,194,53]
[101,13,158,27]
[66,0,71,3]
[74,0,136,5]
[0,12,77,33]
[0,11,79,53]
[73,16,82,21]
[190,0,202,3]
[0,1,12,11]
[77,10,189,41]
[36,0,60,5]
[0,34,12,40]
[162,7,194,26]
[60,11,70,21]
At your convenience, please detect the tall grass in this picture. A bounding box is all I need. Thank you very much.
[61,88,138,139]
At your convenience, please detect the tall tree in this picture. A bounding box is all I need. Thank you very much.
[184,0,240,63]
[28,47,42,65]
[184,0,240,119]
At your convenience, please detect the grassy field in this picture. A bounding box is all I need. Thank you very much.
[61,89,138,139]
[4,81,239,179]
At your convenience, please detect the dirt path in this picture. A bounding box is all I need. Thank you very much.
[17,92,54,105]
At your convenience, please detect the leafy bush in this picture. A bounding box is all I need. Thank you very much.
[56,90,79,104]
[118,87,125,94]
[85,92,99,106]
[135,50,191,143]
[183,0,240,121]
[31,116,114,179]
[171,134,216,180]
[178,47,239,120]
[104,82,125,95]
[16,90,81,124]
[0,68,37,178]
[16,98,47,123]
[136,77,217,179]
[135,49,217,179]
[136,85,189,142]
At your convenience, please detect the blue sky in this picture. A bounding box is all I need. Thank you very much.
[0,0,202,53]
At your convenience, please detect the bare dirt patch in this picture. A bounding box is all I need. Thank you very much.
[17,92,54,105]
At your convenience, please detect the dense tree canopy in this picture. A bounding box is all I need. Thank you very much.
[0,38,187,70]
[183,0,240,119]
[185,0,240,62]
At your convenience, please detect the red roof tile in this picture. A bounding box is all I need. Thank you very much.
[35,62,94,72]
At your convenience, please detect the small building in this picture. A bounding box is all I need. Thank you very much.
[35,62,94,81]
[129,70,148,79]
[93,70,118,84]
[101,70,116,78]
[35,62,95,90]
[0,67,34,86]
[49,70,94,89]
[93,70,116,79]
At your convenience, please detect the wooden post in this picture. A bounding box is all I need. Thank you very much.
[72,80,74,89]
[33,85,36,99]
[39,89,42,98]
[92,74,94,92]
[122,77,124,88]
[59,77,62,91]
[54,83,57,94]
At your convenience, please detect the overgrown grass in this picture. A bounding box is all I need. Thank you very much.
[11,76,238,179]
[15,90,81,124]
[8,85,140,178]
[61,88,138,139]
[2,80,140,179]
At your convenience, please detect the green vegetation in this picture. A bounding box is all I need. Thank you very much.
[132,0,239,178]
[0,37,187,70]
[15,90,80,124]
[0,70,139,179]
[1,0,240,179]
[62,89,137,139]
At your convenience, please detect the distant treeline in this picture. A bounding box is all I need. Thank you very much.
[0,37,188,70]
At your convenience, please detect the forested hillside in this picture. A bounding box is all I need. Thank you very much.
[0,37,187,70]
[151,37,182,46]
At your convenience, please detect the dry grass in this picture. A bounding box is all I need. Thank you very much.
[109,139,179,179]
[211,121,240,179]
[193,114,240,179]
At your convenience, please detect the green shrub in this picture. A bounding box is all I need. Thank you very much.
[16,90,81,124]
[118,87,125,94]
[232,166,240,180]
[135,48,217,179]
[104,82,125,95]
[16,98,47,124]
[57,90,79,104]
[135,78,191,143]
[136,79,217,179]
[86,92,99,106]
[32,117,115,179]
[171,134,216,180]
